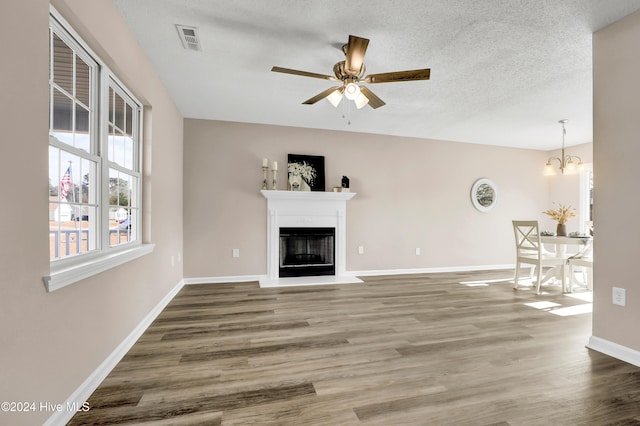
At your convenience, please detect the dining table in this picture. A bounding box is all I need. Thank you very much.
[540,235,593,292]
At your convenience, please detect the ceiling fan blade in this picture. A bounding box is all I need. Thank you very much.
[271,66,337,81]
[344,35,369,76]
[364,68,431,83]
[302,86,342,105]
[359,86,386,109]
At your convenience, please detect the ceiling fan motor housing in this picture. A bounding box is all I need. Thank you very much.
[333,61,365,81]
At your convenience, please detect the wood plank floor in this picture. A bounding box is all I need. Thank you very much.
[69,270,640,425]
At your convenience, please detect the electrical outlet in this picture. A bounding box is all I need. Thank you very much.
[415,247,421,255]
[613,287,626,306]
[358,246,364,255]
[171,255,175,267]
[232,248,240,258]
[177,251,181,262]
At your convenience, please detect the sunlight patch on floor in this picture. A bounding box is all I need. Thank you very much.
[523,292,593,317]
[549,303,593,316]
[525,301,562,310]
[567,292,593,303]
[459,278,512,286]
[457,276,593,317]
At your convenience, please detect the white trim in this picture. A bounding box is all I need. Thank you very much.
[586,335,640,367]
[44,278,184,426]
[184,275,263,285]
[44,243,155,292]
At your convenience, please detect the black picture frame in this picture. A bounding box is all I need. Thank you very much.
[287,154,325,191]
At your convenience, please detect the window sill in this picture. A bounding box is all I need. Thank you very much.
[43,243,155,292]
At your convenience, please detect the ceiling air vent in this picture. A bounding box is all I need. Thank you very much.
[176,24,202,51]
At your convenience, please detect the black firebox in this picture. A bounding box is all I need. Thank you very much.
[279,227,335,278]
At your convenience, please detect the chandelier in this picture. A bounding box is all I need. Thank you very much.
[544,119,584,175]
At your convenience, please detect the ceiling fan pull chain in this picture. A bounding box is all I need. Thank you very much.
[343,97,352,125]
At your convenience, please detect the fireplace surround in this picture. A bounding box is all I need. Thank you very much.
[260,190,362,287]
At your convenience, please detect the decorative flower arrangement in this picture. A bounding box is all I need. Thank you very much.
[542,203,577,224]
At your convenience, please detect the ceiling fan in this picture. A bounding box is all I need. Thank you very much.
[271,35,431,109]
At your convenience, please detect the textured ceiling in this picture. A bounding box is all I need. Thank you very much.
[111,0,640,150]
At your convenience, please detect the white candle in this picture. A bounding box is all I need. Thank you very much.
[262,158,268,167]
[272,161,278,171]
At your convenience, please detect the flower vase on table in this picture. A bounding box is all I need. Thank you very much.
[556,223,568,237]
[543,203,576,237]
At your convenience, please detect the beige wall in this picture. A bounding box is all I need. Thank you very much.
[0,1,183,425]
[183,119,557,278]
[593,10,640,351]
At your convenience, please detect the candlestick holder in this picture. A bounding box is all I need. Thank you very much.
[271,169,277,190]
[262,166,268,190]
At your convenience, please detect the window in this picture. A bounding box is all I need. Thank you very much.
[46,8,150,291]
[49,20,99,260]
[579,163,594,232]
[107,83,141,249]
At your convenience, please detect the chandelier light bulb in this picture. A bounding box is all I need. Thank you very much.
[564,158,577,175]
[543,161,557,176]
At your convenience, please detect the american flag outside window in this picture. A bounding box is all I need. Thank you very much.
[60,164,72,199]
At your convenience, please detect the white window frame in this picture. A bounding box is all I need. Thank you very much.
[579,162,594,233]
[44,6,153,292]
[104,77,143,249]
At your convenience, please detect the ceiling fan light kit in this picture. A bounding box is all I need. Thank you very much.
[354,92,369,109]
[271,35,430,110]
[344,82,360,100]
[327,89,343,107]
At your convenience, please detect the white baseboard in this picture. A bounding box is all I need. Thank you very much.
[350,264,514,277]
[184,275,262,285]
[586,335,640,367]
[44,279,185,426]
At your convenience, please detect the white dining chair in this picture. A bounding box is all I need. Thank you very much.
[567,239,593,292]
[584,220,594,236]
[512,220,567,294]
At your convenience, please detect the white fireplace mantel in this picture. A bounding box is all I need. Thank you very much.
[259,190,362,287]
[261,190,356,202]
